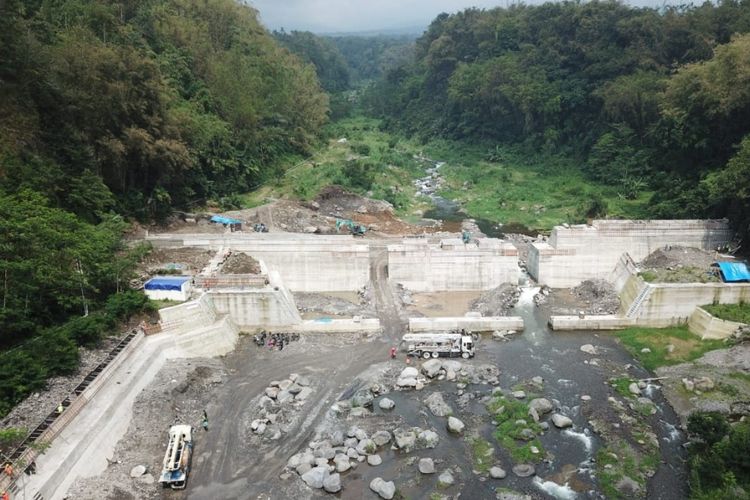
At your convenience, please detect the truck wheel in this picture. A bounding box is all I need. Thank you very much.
[431,351,439,358]
[423,351,431,359]
[462,352,470,359]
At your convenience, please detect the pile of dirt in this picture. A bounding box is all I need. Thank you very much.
[221,252,262,274]
[571,279,621,314]
[137,247,214,274]
[470,283,521,316]
[294,291,375,318]
[640,246,719,270]
[314,185,393,216]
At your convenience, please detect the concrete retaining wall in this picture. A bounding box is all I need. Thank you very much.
[638,283,750,327]
[159,294,218,328]
[549,315,635,330]
[688,307,746,340]
[147,234,370,292]
[284,318,382,334]
[528,219,731,287]
[409,316,524,332]
[388,238,520,292]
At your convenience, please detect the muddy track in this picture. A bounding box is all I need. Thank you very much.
[187,245,403,499]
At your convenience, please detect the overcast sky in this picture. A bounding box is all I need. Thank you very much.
[247,0,670,33]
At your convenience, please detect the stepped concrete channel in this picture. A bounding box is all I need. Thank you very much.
[17,219,743,499]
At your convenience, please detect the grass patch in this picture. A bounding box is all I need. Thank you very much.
[616,326,725,371]
[596,441,650,499]
[702,302,750,324]
[423,140,650,231]
[639,267,719,283]
[728,371,750,384]
[489,396,545,463]
[469,437,494,473]
[610,377,637,398]
[149,299,181,310]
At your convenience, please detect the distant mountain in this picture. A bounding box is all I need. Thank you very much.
[318,26,423,38]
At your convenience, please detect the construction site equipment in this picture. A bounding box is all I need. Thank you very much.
[159,425,193,490]
[401,332,475,359]
[335,218,366,236]
[253,223,268,233]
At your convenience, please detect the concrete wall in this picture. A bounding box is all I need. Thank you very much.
[528,219,731,287]
[146,234,370,292]
[549,315,635,330]
[636,282,750,327]
[409,316,524,332]
[284,318,382,334]
[388,238,520,292]
[159,294,218,329]
[173,316,239,356]
[688,307,746,340]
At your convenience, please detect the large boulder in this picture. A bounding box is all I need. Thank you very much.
[425,392,453,417]
[352,389,374,408]
[379,397,396,410]
[323,473,342,493]
[418,458,435,474]
[301,466,328,489]
[580,344,597,355]
[447,416,465,434]
[400,367,419,379]
[551,414,573,429]
[490,466,507,479]
[512,464,535,477]
[421,359,443,378]
[333,454,351,473]
[393,428,417,452]
[528,398,554,416]
[418,429,439,448]
[397,377,418,388]
[438,469,455,487]
[372,430,392,447]
[370,477,396,499]
[356,438,377,456]
[367,454,382,466]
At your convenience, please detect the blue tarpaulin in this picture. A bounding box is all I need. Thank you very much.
[210,215,242,225]
[145,276,191,291]
[716,262,750,283]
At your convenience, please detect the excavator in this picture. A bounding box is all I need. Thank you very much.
[336,218,367,236]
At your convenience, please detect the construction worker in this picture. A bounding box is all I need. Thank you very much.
[202,410,209,431]
[57,403,64,414]
[1,490,9,500]
[3,463,13,477]
[389,347,396,359]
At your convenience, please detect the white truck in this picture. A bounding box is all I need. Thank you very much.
[401,332,475,359]
[159,424,193,489]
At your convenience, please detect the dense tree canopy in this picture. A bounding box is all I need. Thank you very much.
[366,0,750,237]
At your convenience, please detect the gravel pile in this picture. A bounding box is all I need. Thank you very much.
[470,283,521,316]
[571,279,620,314]
[221,252,262,274]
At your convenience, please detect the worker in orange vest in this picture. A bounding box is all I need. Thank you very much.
[2,490,10,500]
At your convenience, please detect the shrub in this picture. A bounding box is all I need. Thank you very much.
[106,290,154,320]
[688,411,730,448]
[59,313,113,347]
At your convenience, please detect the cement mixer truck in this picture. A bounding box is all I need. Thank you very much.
[401,332,475,359]
[159,424,193,489]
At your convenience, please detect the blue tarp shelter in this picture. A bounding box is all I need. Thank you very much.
[210,215,242,225]
[145,276,191,291]
[716,262,750,283]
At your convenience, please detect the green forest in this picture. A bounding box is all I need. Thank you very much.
[1,0,750,478]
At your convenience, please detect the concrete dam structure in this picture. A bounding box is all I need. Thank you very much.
[528,219,732,288]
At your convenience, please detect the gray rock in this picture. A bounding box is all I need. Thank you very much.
[628,383,641,395]
[539,422,549,431]
[400,367,419,379]
[314,457,329,467]
[370,477,396,499]
[496,490,532,500]
[529,398,554,416]
[265,387,280,399]
[425,392,453,417]
[397,377,417,388]
[136,473,155,484]
[296,387,313,401]
[344,437,358,448]
[531,376,544,386]
[438,469,455,486]
[323,473,342,493]
[278,379,293,390]
[581,395,591,401]
[346,448,359,459]
[296,375,312,387]
[551,414,573,429]
[616,476,642,496]
[356,438,377,456]
[354,427,368,441]
[296,463,312,476]
[372,430,392,447]
[350,407,371,417]
[352,389,374,408]
[512,464,536,477]
[329,430,344,447]
[418,457,436,474]
[418,429,439,448]
[394,428,417,452]
[580,344,597,355]
[421,359,443,378]
[130,465,146,477]
[447,416,465,434]
[368,454,382,466]
[512,390,526,399]
[694,376,715,391]
[682,378,695,391]
[333,454,351,473]
[519,428,535,440]
[314,446,335,460]
[379,397,396,410]
[490,466,506,479]
[301,466,328,489]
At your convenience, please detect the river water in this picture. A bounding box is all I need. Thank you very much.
[339,287,687,499]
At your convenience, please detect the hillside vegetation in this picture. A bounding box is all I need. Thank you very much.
[365,0,750,238]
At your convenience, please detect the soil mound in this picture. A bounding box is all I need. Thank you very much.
[470,283,520,316]
[221,252,261,274]
[571,279,620,314]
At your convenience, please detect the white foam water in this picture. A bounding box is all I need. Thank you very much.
[563,428,594,453]
[533,477,579,499]
[643,383,660,398]
[661,420,682,442]
[517,286,541,307]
